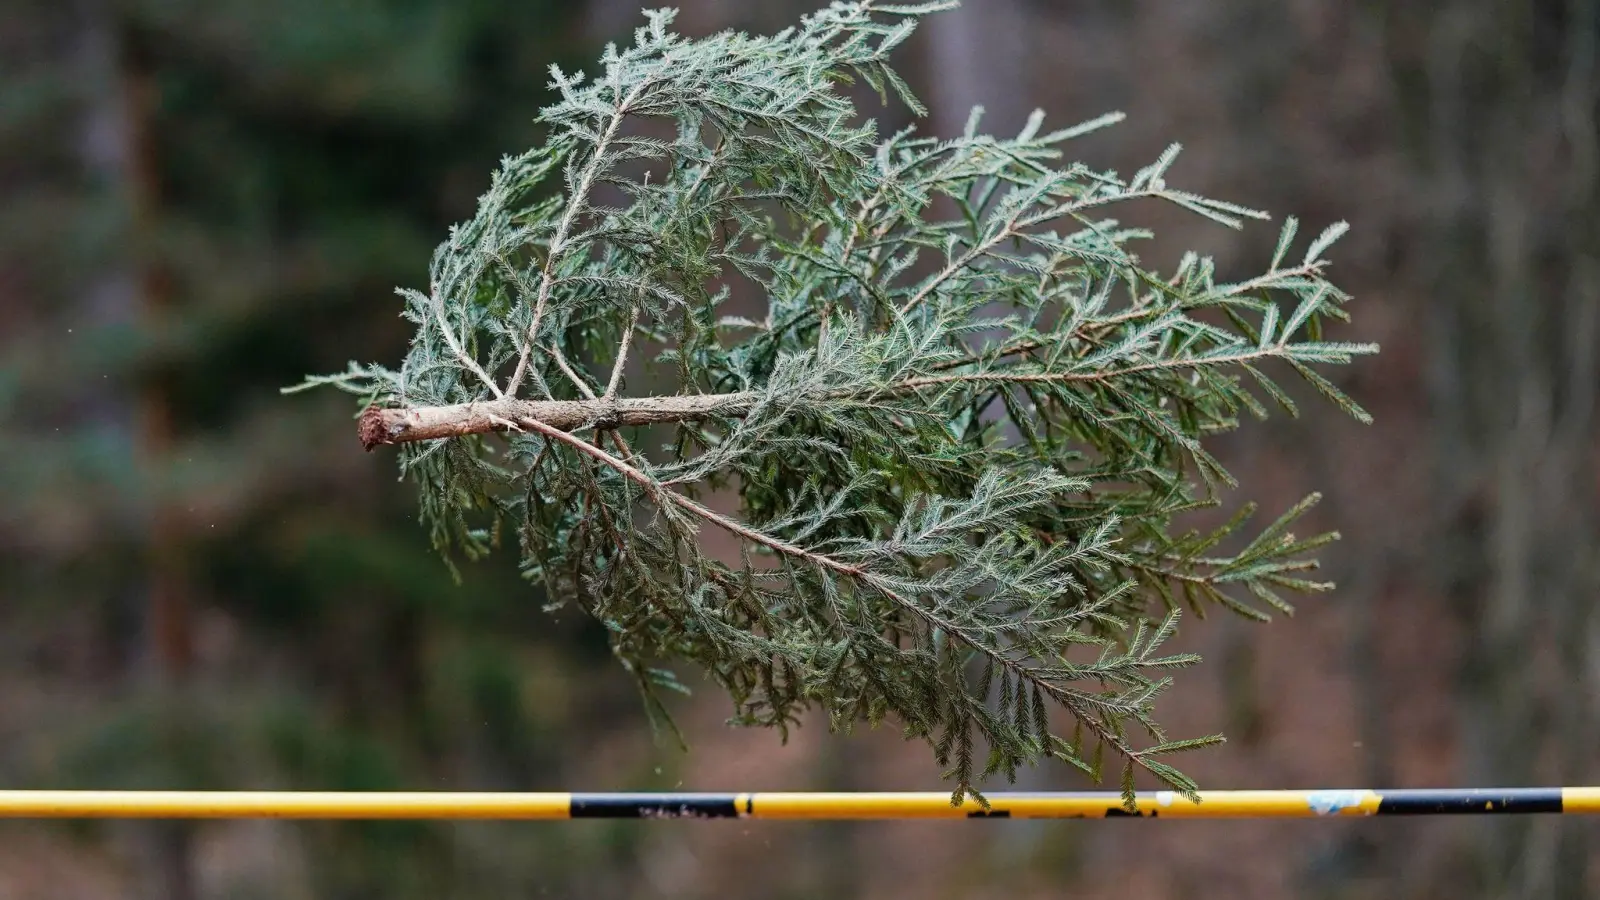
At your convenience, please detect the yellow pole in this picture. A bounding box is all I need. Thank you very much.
[0,792,573,820]
[0,789,1594,819]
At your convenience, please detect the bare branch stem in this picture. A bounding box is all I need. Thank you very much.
[357,392,758,451]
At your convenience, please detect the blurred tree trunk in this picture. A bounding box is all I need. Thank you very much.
[922,0,1031,136]
[1384,1,1600,895]
[14,0,588,894]
[119,19,197,900]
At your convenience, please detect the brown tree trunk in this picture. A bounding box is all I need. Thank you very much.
[120,21,197,900]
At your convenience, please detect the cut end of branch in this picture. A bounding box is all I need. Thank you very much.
[358,405,399,451]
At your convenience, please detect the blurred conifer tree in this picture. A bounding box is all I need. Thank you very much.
[0,0,671,896]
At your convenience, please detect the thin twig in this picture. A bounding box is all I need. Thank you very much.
[430,292,504,399]
[505,83,645,398]
[606,307,639,399]
[547,342,600,400]
[899,347,1303,390]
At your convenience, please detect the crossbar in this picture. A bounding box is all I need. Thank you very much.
[0,789,1596,819]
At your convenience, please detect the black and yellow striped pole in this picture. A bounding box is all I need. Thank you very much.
[0,789,1594,819]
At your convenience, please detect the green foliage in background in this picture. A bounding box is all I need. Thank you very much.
[2,0,662,895]
[307,1,1376,806]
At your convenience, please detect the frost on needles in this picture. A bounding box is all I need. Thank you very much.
[293,2,1376,807]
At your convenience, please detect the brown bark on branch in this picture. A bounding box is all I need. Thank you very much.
[357,391,759,450]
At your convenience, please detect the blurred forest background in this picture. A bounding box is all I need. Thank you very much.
[2,0,1596,897]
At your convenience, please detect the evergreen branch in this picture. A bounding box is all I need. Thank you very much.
[898,343,1376,390]
[429,289,505,400]
[505,81,647,398]
[894,185,1274,318]
[310,2,1375,804]
[517,406,1172,794]
[359,330,1375,449]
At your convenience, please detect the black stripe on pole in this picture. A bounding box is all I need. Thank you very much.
[569,794,742,818]
[1375,789,1563,815]
[1104,807,1153,817]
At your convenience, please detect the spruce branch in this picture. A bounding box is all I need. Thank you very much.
[507,80,648,398]
[296,1,1376,806]
[357,324,1371,450]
